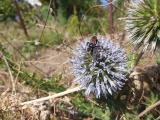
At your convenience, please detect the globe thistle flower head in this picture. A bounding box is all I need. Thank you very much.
[126,0,160,52]
[71,36,128,98]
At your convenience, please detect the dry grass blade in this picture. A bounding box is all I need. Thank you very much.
[138,100,160,118]
[1,52,15,94]
[20,86,83,105]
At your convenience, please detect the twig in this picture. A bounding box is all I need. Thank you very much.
[20,86,83,105]
[15,63,22,91]
[13,0,29,38]
[138,80,144,103]
[36,24,56,29]
[132,49,144,71]
[1,52,15,94]
[155,116,160,120]
[1,88,10,96]
[39,0,53,42]
[24,61,62,65]
[108,0,114,38]
[138,100,160,118]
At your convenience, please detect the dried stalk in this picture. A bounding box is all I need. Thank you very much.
[39,0,53,41]
[108,0,114,38]
[36,24,56,29]
[133,50,144,68]
[13,0,29,38]
[20,86,83,105]
[138,100,160,118]
[1,52,15,94]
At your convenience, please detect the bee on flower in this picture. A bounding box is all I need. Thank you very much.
[71,36,128,98]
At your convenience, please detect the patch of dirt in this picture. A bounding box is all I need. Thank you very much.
[27,45,74,86]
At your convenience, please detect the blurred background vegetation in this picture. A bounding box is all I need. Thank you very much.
[0,0,160,120]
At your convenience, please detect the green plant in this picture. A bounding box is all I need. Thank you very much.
[79,14,109,35]
[40,5,54,21]
[41,31,64,46]
[126,0,160,52]
[141,93,160,119]
[156,54,160,65]
[127,53,137,69]
[0,0,16,21]
[57,0,96,19]
[67,13,79,36]
[71,93,110,120]
[24,73,65,92]
[21,41,37,58]
[0,0,38,23]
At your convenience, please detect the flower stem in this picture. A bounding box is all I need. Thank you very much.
[20,86,83,105]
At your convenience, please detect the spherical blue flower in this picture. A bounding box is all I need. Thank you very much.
[71,36,128,98]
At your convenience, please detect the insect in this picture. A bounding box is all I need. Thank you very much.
[87,36,98,54]
[87,36,103,62]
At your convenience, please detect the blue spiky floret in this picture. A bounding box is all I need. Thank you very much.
[71,36,128,98]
